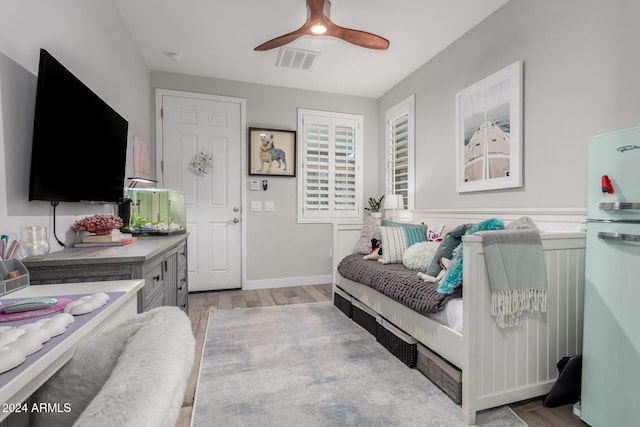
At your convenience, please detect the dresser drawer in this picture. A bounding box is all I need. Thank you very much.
[177,243,187,269]
[143,260,164,300]
[145,287,165,311]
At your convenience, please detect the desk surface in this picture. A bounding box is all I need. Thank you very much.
[0,280,143,421]
[21,235,187,267]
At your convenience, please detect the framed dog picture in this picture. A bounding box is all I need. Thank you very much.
[248,127,296,177]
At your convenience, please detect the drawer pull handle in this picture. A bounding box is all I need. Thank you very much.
[598,231,640,242]
[600,202,640,210]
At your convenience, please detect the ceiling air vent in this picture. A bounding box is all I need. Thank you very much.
[275,47,320,70]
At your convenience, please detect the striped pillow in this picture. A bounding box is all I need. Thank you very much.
[379,225,427,264]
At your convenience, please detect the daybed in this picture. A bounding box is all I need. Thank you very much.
[332,215,586,425]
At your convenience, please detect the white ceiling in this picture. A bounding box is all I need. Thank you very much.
[112,0,509,98]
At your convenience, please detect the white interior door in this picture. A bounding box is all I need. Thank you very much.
[159,92,244,291]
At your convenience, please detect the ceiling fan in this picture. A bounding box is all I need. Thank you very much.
[254,0,389,51]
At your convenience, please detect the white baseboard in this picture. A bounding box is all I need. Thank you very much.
[243,274,332,290]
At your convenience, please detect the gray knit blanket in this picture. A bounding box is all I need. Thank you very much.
[479,230,548,328]
[337,254,461,315]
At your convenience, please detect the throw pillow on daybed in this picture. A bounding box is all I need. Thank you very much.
[353,217,381,255]
[438,218,504,294]
[427,224,445,242]
[425,223,473,277]
[402,241,440,272]
[378,224,427,264]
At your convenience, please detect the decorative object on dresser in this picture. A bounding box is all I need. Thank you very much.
[124,188,187,236]
[18,226,50,258]
[73,215,123,236]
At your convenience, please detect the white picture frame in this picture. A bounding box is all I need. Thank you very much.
[455,61,523,193]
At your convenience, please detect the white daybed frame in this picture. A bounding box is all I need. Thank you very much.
[333,215,585,425]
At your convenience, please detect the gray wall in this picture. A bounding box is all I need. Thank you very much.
[0,1,150,244]
[151,71,378,283]
[3,0,637,284]
[378,0,640,210]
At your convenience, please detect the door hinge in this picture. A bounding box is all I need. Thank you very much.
[160,108,163,119]
[161,161,164,173]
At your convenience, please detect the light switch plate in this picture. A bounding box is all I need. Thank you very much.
[250,179,261,191]
[250,201,262,211]
[264,201,275,212]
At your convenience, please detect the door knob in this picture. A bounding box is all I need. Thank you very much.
[227,218,240,224]
[233,206,240,212]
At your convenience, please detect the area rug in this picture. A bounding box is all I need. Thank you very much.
[192,302,525,427]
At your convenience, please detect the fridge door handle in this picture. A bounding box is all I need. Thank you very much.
[600,202,640,210]
[598,231,640,242]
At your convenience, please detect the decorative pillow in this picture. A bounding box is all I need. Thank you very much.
[426,223,473,276]
[427,224,445,242]
[381,219,426,229]
[378,225,427,264]
[353,217,381,255]
[438,218,505,294]
[469,217,504,234]
[506,216,539,231]
[402,241,439,272]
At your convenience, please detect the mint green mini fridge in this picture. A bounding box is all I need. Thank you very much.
[582,127,640,426]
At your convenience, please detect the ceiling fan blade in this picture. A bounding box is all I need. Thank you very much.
[328,23,389,50]
[254,0,389,51]
[254,26,308,51]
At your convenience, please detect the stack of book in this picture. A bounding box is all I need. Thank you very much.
[73,232,137,248]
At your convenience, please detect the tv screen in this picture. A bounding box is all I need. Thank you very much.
[29,49,129,203]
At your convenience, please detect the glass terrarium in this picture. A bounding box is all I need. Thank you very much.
[123,188,186,235]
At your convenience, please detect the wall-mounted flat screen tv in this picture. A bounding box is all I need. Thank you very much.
[29,49,128,203]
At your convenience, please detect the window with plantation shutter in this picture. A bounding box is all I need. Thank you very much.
[298,109,363,223]
[385,95,415,209]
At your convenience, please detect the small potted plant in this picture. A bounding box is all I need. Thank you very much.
[365,195,384,219]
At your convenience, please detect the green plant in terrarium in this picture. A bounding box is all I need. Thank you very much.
[130,212,153,229]
[365,195,384,212]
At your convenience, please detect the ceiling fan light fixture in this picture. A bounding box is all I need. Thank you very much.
[254,0,389,51]
[311,23,327,34]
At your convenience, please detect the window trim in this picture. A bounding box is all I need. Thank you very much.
[297,108,363,224]
[385,95,415,210]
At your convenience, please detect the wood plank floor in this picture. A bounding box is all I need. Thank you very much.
[175,284,586,427]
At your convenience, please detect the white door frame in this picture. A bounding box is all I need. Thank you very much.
[155,88,248,288]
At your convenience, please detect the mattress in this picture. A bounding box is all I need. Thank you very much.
[337,254,461,315]
[426,298,462,334]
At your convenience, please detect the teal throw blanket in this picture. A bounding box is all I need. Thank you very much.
[480,230,547,328]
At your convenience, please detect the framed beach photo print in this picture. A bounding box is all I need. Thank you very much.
[455,61,523,193]
[248,127,296,177]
